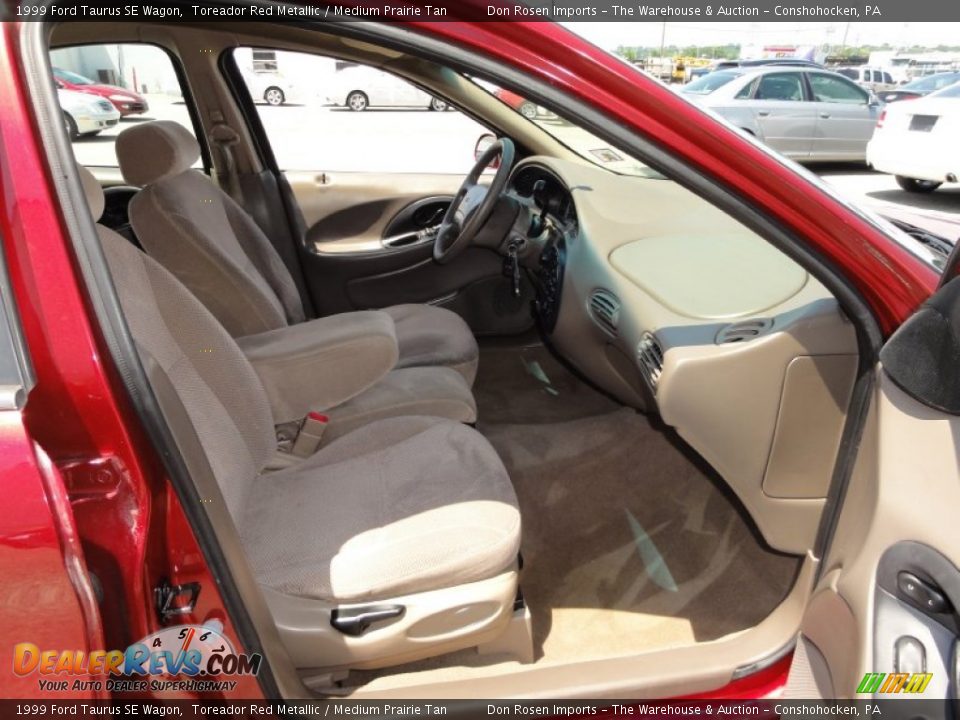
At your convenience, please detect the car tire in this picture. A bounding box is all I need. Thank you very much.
[346,91,369,111]
[519,102,538,120]
[429,97,448,112]
[264,87,285,106]
[64,112,79,140]
[895,176,942,193]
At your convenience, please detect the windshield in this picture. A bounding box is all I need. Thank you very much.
[470,76,661,178]
[931,82,960,98]
[54,68,95,85]
[682,71,741,95]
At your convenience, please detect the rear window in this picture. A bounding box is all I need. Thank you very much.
[51,43,201,170]
[683,71,740,95]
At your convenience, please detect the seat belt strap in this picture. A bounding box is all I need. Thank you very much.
[208,110,244,207]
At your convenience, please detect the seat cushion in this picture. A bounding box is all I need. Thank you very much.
[383,304,479,386]
[323,367,478,441]
[243,417,520,604]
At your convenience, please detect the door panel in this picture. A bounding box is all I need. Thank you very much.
[787,373,960,700]
[810,102,878,160]
[752,101,815,158]
[750,72,814,159]
[286,170,534,335]
[287,170,463,251]
[807,73,878,161]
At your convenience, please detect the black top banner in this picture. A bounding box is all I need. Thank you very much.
[4,0,960,22]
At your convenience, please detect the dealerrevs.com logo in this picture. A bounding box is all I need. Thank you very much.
[12,624,261,693]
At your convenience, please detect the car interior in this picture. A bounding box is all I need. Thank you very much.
[42,20,868,698]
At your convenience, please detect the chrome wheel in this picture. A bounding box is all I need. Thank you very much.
[347,91,368,111]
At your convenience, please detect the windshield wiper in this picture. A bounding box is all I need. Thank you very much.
[887,218,955,265]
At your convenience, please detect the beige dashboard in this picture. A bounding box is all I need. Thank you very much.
[519,156,858,555]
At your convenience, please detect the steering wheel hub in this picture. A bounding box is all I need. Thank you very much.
[433,137,515,264]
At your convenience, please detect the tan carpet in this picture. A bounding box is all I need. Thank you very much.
[478,344,801,662]
[345,344,801,687]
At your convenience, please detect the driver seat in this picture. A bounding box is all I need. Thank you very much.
[115,121,479,384]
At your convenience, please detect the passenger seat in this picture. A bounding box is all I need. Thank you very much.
[77,165,527,671]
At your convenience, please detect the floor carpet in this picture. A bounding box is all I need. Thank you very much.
[345,343,801,686]
[478,344,801,662]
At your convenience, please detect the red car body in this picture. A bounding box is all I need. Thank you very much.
[0,13,941,701]
[52,67,149,116]
[494,87,539,118]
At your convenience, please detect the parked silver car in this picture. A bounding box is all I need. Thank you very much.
[682,66,881,162]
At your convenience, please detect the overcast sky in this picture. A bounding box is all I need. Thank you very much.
[563,22,960,50]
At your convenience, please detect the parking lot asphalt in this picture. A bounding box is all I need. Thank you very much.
[70,95,959,240]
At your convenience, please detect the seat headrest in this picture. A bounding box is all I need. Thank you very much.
[116,120,201,187]
[77,164,105,221]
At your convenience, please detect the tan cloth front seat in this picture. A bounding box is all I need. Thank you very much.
[78,166,522,670]
[116,121,479,385]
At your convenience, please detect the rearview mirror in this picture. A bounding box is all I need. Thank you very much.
[474,133,500,169]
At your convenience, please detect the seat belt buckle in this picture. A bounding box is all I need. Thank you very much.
[291,412,329,457]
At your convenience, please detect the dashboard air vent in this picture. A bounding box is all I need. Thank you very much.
[588,289,620,336]
[716,319,773,344]
[637,332,664,389]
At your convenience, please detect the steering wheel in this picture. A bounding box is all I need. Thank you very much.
[434,137,515,264]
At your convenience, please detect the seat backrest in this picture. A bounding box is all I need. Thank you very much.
[78,165,276,520]
[116,121,306,338]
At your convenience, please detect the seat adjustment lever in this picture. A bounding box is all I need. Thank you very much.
[330,604,405,637]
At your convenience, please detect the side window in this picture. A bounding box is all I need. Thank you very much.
[231,48,491,174]
[883,72,894,84]
[754,73,804,102]
[734,78,758,99]
[808,73,869,104]
[50,44,200,170]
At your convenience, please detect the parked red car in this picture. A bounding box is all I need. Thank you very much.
[52,66,149,116]
[494,86,540,119]
[1,9,959,706]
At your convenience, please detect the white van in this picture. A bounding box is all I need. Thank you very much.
[835,66,897,92]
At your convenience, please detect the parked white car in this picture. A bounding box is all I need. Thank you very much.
[325,66,449,111]
[240,69,302,106]
[57,88,120,139]
[867,82,960,193]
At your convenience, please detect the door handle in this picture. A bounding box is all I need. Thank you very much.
[819,112,831,119]
[757,110,770,117]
